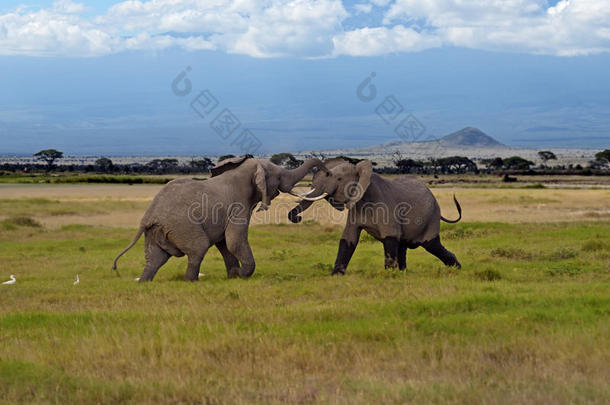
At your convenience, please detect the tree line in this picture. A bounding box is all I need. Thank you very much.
[2,149,609,175]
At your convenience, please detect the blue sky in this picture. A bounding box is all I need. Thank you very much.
[1,0,609,155]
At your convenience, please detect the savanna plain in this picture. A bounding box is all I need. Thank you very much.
[0,176,609,404]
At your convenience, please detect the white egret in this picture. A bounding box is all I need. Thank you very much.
[2,275,16,285]
[73,274,80,285]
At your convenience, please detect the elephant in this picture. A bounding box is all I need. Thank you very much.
[113,155,327,282]
[287,158,462,275]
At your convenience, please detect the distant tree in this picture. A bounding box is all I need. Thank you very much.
[483,157,504,170]
[305,152,326,160]
[217,154,236,163]
[95,157,114,172]
[503,156,534,170]
[189,157,213,172]
[431,156,478,174]
[147,158,178,174]
[538,151,557,162]
[595,149,610,163]
[270,153,304,169]
[270,152,292,165]
[34,149,64,171]
[394,159,424,174]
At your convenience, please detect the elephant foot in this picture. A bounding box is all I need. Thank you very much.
[384,260,398,270]
[443,253,461,269]
[227,267,240,279]
[331,268,345,276]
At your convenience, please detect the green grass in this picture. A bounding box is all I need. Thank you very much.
[0,173,173,184]
[0,198,149,217]
[0,220,609,404]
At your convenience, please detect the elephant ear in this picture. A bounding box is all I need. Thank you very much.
[254,164,270,211]
[210,155,253,177]
[346,160,373,210]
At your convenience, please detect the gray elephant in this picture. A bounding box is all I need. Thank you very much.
[287,158,462,274]
[113,155,326,281]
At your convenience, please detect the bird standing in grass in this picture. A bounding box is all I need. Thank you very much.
[2,275,16,285]
[74,274,80,285]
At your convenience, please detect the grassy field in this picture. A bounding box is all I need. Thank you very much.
[0,185,609,404]
[0,173,173,184]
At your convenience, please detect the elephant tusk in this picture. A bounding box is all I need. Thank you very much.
[299,193,328,201]
[288,188,316,198]
[300,189,317,197]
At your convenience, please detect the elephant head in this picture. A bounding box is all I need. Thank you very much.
[211,155,328,212]
[288,158,373,223]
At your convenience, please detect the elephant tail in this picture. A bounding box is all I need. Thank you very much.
[112,226,145,276]
[440,195,462,224]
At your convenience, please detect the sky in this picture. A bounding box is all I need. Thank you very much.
[0,0,609,156]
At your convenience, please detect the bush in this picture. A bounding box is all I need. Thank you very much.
[581,240,607,252]
[547,247,577,260]
[2,216,43,228]
[490,247,532,260]
[547,264,582,277]
[475,268,502,281]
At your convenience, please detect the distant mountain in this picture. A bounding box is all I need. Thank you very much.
[310,126,513,161]
[439,127,505,148]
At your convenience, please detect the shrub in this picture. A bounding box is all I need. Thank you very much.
[2,216,43,228]
[475,268,502,281]
[581,240,607,252]
[490,247,532,260]
[547,264,582,277]
[547,247,577,260]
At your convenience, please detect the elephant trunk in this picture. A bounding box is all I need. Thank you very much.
[288,199,314,223]
[279,158,326,192]
[239,262,255,279]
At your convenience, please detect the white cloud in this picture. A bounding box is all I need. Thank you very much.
[0,6,117,56]
[53,0,87,14]
[229,0,348,57]
[385,0,610,56]
[333,25,441,56]
[0,0,609,57]
[353,3,373,14]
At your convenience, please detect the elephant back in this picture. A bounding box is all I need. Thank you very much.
[211,155,253,177]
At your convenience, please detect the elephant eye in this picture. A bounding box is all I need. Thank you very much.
[337,177,342,181]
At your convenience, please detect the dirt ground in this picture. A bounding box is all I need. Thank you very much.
[1,183,608,228]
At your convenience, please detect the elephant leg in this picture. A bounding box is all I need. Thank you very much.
[398,241,408,271]
[216,239,240,279]
[422,236,461,268]
[383,237,400,269]
[165,225,211,281]
[333,225,362,275]
[140,242,170,282]
[225,225,256,279]
[184,252,208,281]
